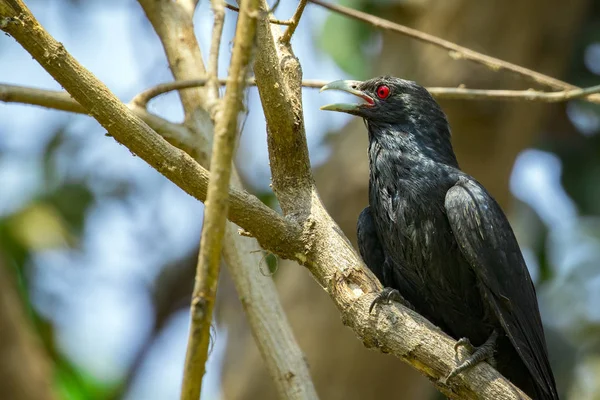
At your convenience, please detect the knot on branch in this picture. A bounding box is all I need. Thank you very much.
[0,15,19,29]
[299,216,316,259]
[330,264,375,307]
[190,295,209,319]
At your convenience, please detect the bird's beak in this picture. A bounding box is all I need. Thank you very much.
[320,80,374,112]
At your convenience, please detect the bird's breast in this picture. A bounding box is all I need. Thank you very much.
[368,164,480,304]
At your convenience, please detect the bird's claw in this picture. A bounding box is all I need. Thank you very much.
[454,337,475,354]
[369,287,410,313]
[441,331,498,384]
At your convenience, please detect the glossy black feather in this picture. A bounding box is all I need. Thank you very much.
[445,178,558,399]
[357,207,386,284]
[347,77,558,399]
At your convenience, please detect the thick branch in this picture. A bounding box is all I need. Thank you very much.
[253,1,313,217]
[181,0,259,397]
[308,0,600,104]
[221,229,319,400]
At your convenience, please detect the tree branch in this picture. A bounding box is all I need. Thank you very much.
[225,2,292,25]
[137,0,212,119]
[253,3,313,218]
[280,0,308,43]
[206,0,226,105]
[308,0,600,104]
[428,84,600,101]
[1,1,530,398]
[181,0,259,397]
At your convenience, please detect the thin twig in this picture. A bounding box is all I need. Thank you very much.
[280,0,308,43]
[128,79,600,107]
[207,0,226,105]
[427,85,600,102]
[1,84,85,113]
[180,0,260,398]
[225,2,292,25]
[132,79,211,107]
[266,0,281,14]
[308,0,600,104]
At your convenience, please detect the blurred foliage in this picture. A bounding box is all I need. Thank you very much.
[54,354,115,400]
[0,125,122,399]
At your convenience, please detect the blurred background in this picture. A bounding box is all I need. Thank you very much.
[1,0,600,399]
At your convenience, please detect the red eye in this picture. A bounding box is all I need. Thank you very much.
[376,85,390,99]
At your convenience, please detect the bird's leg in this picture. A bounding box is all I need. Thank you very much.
[369,287,414,313]
[441,330,499,384]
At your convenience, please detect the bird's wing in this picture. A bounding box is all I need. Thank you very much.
[444,177,557,399]
[357,206,386,284]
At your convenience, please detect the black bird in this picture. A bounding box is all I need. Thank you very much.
[320,77,558,400]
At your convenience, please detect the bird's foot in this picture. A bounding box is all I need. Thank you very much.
[440,330,498,384]
[369,287,412,313]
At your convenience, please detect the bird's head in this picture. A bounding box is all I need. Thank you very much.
[320,76,456,164]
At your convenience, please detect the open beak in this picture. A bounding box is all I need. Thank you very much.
[320,80,374,112]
